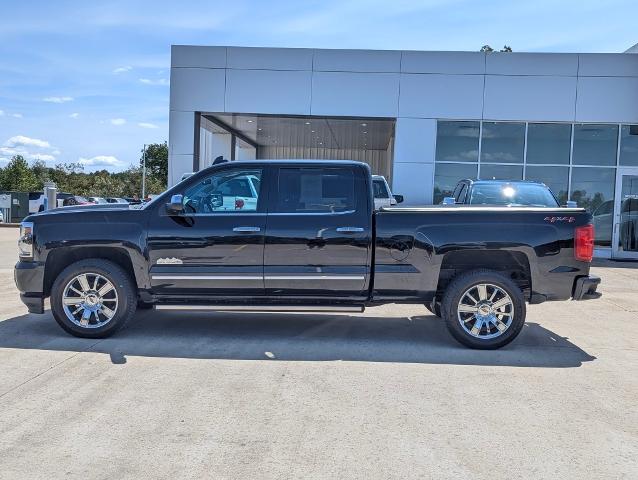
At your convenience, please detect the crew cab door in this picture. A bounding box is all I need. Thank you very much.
[263,165,372,299]
[147,166,267,297]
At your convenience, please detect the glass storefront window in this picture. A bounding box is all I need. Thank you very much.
[570,167,615,247]
[619,125,638,166]
[433,163,478,204]
[480,122,525,164]
[525,166,569,204]
[572,124,618,166]
[479,164,523,181]
[435,121,479,162]
[526,123,571,165]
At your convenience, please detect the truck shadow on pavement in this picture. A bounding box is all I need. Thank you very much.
[0,309,596,368]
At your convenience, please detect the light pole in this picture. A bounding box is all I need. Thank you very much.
[142,144,147,200]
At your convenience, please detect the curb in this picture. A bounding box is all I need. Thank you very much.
[0,223,20,228]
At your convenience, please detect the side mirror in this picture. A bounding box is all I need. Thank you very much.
[442,196,457,205]
[565,200,578,208]
[393,194,404,204]
[166,194,184,214]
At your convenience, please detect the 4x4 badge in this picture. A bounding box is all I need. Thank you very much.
[157,257,183,265]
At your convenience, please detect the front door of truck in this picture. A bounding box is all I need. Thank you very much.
[147,166,267,297]
[263,165,371,299]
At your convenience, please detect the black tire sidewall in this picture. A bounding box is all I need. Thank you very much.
[442,270,526,349]
[50,259,136,338]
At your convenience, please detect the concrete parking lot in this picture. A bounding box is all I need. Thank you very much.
[0,227,636,479]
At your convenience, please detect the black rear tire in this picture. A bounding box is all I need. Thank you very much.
[441,269,526,349]
[50,259,137,338]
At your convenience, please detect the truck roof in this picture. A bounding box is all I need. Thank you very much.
[464,179,548,186]
[204,159,370,169]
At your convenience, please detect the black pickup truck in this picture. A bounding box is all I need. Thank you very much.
[15,160,600,349]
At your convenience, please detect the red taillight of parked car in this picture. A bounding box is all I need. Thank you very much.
[235,198,245,210]
[574,224,594,262]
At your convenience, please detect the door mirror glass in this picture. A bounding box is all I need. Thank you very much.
[565,200,578,208]
[442,196,457,205]
[166,194,184,214]
[393,194,404,204]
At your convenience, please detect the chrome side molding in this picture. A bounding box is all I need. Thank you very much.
[154,304,365,313]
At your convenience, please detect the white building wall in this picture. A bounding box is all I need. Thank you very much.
[169,45,638,204]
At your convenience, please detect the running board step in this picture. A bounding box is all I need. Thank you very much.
[154,304,365,313]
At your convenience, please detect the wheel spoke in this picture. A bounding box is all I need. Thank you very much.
[470,318,483,336]
[92,275,99,290]
[77,274,90,293]
[492,297,512,310]
[69,286,83,296]
[465,292,478,304]
[100,305,115,319]
[98,282,114,297]
[494,318,508,332]
[80,308,92,326]
[477,284,488,301]
[458,303,479,313]
[63,296,83,306]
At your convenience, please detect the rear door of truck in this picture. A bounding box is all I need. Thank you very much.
[263,164,372,299]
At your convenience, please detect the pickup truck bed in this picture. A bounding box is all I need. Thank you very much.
[15,160,600,349]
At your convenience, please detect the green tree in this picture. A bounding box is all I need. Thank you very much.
[0,155,39,191]
[140,142,168,187]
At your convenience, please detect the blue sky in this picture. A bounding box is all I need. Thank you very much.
[0,0,636,172]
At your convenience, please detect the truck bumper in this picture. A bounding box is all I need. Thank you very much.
[14,261,45,314]
[573,275,601,300]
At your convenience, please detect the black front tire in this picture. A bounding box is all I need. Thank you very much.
[441,269,526,350]
[50,259,137,338]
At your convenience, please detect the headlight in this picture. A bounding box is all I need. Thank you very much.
[18,221,34,259]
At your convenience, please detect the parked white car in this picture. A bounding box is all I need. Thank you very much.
[372,175,403,209]
[28,192,74,213]
[87,196,108,204]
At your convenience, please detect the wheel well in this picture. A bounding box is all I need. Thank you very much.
[436,250,531,299]
[44,247,136,297]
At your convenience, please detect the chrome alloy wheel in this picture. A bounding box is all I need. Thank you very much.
[62,273,119,328]
[457,283,514,340]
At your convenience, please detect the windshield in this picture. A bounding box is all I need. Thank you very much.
[469,183,559,207]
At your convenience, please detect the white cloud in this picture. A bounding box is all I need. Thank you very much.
[43,96,74,103]
[138,122,158,129]
[5,135,51,149]
[11,113,23,118]
[0,146,57,163]
[110,118,126,126]
[113,66,132,74]
[69,112,80,119]
[139,78,169,86]
[0,110,4,116]
[79,155,125,168]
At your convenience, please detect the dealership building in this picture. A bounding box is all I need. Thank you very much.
[168,45,638,259]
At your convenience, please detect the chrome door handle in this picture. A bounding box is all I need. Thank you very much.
[233,226,261,232]
[336,227,365,233]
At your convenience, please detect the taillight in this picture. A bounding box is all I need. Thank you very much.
[574,224,594,262]
[235,198,245,210]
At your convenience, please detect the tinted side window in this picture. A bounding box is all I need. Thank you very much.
[182,168,262,214]
[275,167,356,213]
